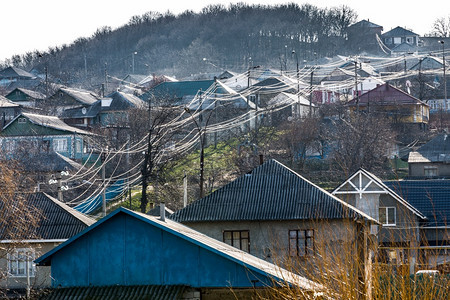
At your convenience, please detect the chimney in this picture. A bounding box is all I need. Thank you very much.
[160,202,165,222]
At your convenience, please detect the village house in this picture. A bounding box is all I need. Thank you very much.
[0,192,94,297]
[4,88,46,108]
[347,83,429,128]
[408,133,450,178]
[35,207,320,299]
[0,112,94,161]
[332,169,427,274]
[170,159,377,291]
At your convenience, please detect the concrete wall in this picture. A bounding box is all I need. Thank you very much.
[181,219,361,272]
[409,162,450,177]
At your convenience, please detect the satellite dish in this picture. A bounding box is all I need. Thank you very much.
[81,107,87,115]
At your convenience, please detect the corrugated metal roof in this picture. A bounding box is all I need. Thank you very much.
[40,285,187,300]
[0,193,94,240]
[0,95,19,107]
[15,87,46,100]
[142,80,215,101]
[102,91,146,111]
[171,159,375,223]
[384,180,450,227]
[59,87,99,105]
[0,66,36,79]
[3,112,93,135]
[409,133,450,163]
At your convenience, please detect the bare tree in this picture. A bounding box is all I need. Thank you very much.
[324,112,396,176]
[0,161,39,285]
[429,16,450,37]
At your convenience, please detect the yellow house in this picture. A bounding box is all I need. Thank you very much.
[347,83,429,126]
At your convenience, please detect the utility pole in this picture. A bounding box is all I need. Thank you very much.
[101,151,106,217]
[104,63,108,94]
[439,40,447,111]
[57,173,63,202]
[45,66,49,99]
[309,70,314,118]
[355,60,359,111]
[183,171,188,207]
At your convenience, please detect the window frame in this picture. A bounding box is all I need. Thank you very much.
[424,165,438,177]
[379,206,396,226]
[223,230,250,253]
[7,248,36,278]
[53,138,68,152]
[289,229,315,257]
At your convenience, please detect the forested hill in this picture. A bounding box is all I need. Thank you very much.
[2,3,360,88]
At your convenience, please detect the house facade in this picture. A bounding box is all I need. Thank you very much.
[0,96,21,130]
[408,133,450,178]
[333,169,427,274]
[0,112,93,161]
[0,193,94,294]
[381,26,420,53]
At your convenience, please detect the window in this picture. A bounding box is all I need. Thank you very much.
[289,229,314,257]
[75,139,82,154]
[7,248,35,277]
[393,37,402,44]
[379,207,396,226]
[223,230,250,253]
[53,138,68,152]
[3,140,15,153]
[406,37,414,44]
[424,166,438,177]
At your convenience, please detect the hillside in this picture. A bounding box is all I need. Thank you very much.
[1,3,359,89]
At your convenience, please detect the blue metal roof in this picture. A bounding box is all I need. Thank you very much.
[171,159,375,223]
[384,180,450,227]
[141,80,215,101]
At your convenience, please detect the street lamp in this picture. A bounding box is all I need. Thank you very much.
[439,40,447,111]
[132,51,138,74]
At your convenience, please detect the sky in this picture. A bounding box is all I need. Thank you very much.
[1,0,449,62]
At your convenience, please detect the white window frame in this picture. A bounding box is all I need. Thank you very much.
[7,248,36,277]
[393,37,402,44]
[379,207,396,226]
[53,138,68,152]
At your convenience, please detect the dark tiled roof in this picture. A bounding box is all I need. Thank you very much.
[384,180,450,227]
[0,193,94,240]
[382,26,418,37]
[349,19,383,29]
[171,160,374,223]
[40,285,187,300]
